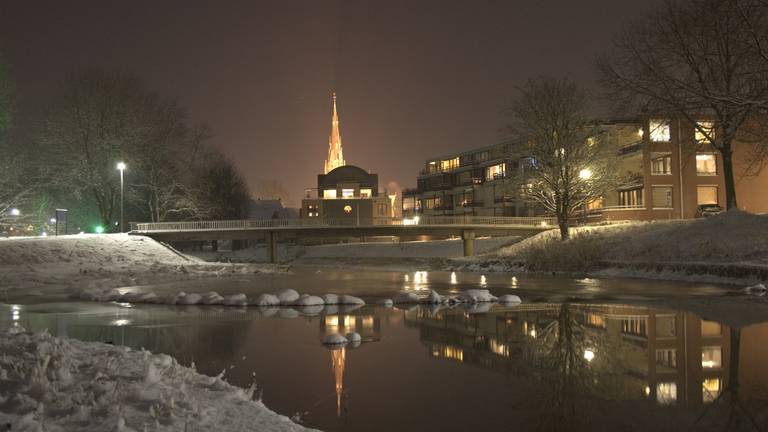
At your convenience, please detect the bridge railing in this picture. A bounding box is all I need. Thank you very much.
[130,216,557,233]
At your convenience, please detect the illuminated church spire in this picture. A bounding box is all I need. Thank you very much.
[324,92,346,174]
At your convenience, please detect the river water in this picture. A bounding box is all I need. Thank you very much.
[2,268,767,431]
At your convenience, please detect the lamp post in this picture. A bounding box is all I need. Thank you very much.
[117,162,126,232]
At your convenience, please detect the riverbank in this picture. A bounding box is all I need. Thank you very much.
[0,327,314,432]
[462,210,768,286]
[0,234,283,302]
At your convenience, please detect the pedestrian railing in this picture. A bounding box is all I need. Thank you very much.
[130,215,557,233]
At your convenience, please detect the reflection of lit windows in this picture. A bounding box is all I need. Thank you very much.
[701,320,722,336]
[343,205,353,214]
[489,339,509,357]
[702,378,722,403]
[585,313,606,328]
[702,346,722,369]
[656,382,677,405]
[360,188,372,198]
[523,321,537,338]
[695,121,714,143]
[649,119,671,142]
[341,188,355,198]
[621,317,648,337]
[323,189,337,199]
[656,349,677,369]
[362,316,374,330]
[696,153,717,175]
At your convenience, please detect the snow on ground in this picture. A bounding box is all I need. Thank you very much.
[467,211,768,285]
[191,236,523,263]
[0,234,283,301]
[0,327,315,432]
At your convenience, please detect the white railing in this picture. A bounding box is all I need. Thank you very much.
[130,216,557,233]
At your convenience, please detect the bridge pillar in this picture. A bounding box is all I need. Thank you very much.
[462,229,475,257]
[268,231,278,264]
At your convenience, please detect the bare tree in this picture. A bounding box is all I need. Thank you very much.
[506,77,618,240]
[598,0,768,210]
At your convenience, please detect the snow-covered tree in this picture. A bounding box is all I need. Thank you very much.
[505,77,618,240]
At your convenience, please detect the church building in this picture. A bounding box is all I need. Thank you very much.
[301,93,392,223]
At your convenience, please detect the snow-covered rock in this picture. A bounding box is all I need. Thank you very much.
[345,332,362,343]
[223,293,248,306]
[99,288,123,302]
[461,302,493,314]
[393,292,420,304]
[498,294,522,304]
[293,295,324,306]
[275,289,300,305]
[177,293,203,305]
[421,290,443,304]
[322,293,339,304]
[744,283,767,296]
[338,295,365,305]
[201,291,224,305]
[252,293,281,307]
[377,298,394,308]
[457,289,497,303]
[322,333,348,345]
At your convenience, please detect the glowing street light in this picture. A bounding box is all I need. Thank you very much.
[10,208,20,216]
[117,162,126,233]
[579,168,592,180]
[584,349,596,362]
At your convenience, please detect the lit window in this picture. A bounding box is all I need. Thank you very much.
[695,121,714,143]
[440,158,459,172]
[341,189,355,198]
[696,153,717,175]
[619,188,643,208]
[697,186,718,205]
[586,198,603,210]
[360,188,372,198]
[702,378,721,403]
[485,163,506,181]
[651,153,672,175]
[649,119,671,142]
[652,186,673,209]
[656,382,677,405]
[323,189,337,199]
[702,346,722,369]
[656,316,677,337]
[701,320,722,336]
[343,205,352,214]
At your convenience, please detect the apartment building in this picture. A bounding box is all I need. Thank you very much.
[404,118,768,221]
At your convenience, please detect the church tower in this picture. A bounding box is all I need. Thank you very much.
[324,92,346,174]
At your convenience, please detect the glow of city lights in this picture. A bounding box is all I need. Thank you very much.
[584,349,596,362]
[540,221,548,227]
[579,168,592,180]
[111,319,131,326]
[644,386,651,397]
[450,272,458,285]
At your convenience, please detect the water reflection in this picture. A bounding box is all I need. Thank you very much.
[1,302,766,431]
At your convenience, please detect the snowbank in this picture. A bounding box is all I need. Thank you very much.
[472,211,768,284]
[0,234,283,301]
[0,328,315,432]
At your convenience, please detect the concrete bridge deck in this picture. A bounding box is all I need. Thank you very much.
[130,216,556,262]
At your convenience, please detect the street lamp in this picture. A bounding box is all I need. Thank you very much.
[579,168,592,180]
[10,208,20,216]
[116,162,126,232]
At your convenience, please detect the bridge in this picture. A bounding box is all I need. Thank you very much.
[130,216,556,262]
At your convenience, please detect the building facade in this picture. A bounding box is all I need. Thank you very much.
[301,93,391,222]
[404,118,768,221]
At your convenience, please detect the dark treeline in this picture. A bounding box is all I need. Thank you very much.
[1,65,250,233]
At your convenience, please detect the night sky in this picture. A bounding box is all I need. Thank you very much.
[0,1,655,207]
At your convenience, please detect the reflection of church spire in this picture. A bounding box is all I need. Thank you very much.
[331,347,346,417]
[324,92,346,174]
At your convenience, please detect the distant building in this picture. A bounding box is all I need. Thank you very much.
[404,117,768,221]
[246,199,298,219]
[301,93,391,222]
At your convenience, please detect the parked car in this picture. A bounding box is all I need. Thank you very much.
[695,204,724,218]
